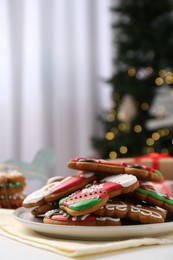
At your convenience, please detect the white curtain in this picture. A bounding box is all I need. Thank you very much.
[0,0,113,176]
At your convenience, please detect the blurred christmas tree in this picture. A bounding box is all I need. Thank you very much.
[92,0,173,159]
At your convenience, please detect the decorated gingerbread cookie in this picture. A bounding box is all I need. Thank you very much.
[94,198,166,224]
[23,171,96,208]
[43,208,121,226]
[134,183,173,213]
[0,166,26,194]
[44,171,96,202]
[67,157,164,182]
[67,157,124,174]
[59,174,139,217]
[0,165,26,209]
[94,198,129,219]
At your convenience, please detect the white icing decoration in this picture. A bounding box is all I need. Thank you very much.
[81,214,90,220]
[47,176,64,184]
[80,172,95,178]
[0,169,23,177]
[96,217,120,222]
[130,206,162,218]
[23,183,54,204]
[101,174,137,187]
[81,184,104,194]
[105,203,128,211]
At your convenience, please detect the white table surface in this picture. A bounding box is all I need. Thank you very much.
[1,236,173,260]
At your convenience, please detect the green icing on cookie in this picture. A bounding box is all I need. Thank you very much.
[136,187,173,206]
[8,182,22,188]
[68,198,102,211]
[59,196,68,206]
[0,182,22,189]
[155,170,162,176]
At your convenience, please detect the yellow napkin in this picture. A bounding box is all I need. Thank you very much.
[1,209,173,258]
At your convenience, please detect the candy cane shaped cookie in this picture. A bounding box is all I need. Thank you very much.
[59,174,139,216]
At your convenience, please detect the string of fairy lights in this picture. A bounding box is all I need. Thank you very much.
[105,66,173,159]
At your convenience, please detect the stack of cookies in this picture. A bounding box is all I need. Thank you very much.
[0,164,26,209]
[23,157,173,226]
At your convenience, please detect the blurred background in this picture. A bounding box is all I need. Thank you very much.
[1,0,173,180]
[0,0,113,177]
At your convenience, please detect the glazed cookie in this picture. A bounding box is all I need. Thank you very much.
[67,157,164,182]
[94,198,166,224]
[23,171,96,208]
[134,183,173,213]
[59,174,139,217]
[43,208,121,226]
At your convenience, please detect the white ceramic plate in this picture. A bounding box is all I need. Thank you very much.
[13,207,173,241]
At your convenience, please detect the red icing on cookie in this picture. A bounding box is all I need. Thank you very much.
[51,214,96,222]
[121,162,156,173]
[72,157,122,166]
[63,182,122,207]
[50,176,86,195]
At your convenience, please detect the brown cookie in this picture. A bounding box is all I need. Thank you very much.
[67,158,164,182]
[94,198,167,224]
[134,183,173,213]
[0,165,26,195]
[43,208,121,226]
[67,157,124,174]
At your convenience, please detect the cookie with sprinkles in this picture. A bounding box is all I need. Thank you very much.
[134,183,173,213]
[43,208,121,226]
[59,174,139,217]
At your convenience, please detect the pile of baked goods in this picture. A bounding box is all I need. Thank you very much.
[0,165,26,209]
[23,157,173,226]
